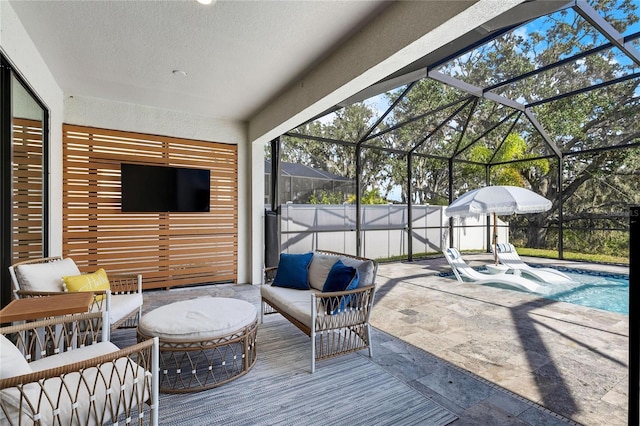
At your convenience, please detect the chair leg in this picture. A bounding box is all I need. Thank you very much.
[367,323,373,358]
[311,331,316,374]
[260,300,264,324]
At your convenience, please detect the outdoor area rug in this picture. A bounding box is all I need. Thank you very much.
[112,316,457,425]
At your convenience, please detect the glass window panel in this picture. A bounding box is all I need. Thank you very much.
[11,75,46,262]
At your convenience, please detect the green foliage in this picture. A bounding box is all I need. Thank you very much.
[515,247,628,266]
[309,190,345,205]
[347,188,388,205]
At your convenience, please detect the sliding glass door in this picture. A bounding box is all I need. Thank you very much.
[1,55,49,308]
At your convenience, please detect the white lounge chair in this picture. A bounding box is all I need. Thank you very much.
[444,247,548,294]
[493,243,574,284]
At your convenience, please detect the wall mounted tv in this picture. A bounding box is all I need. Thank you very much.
[121,163,211,213]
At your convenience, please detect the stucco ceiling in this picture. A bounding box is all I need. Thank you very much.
[8,0,389,122]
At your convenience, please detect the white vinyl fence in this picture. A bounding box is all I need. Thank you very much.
[278,204,508,259]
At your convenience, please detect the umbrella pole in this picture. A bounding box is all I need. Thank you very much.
[493,212,498,265]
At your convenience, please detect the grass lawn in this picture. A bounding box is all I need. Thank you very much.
[516,247,628,265]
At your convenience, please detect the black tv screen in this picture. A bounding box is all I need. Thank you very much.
[121,163,210,212]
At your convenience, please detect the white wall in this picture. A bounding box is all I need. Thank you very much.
[1,1,254,284]
[1,1,65,255]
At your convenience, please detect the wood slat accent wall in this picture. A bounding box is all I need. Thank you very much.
[12,118,45,262]
[62,124,238,290]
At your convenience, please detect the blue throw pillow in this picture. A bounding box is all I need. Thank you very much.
[322,260,359,314]
[272,252,313,290]
[322,260,358,292]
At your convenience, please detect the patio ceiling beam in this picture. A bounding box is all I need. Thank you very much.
[523,108,562,158]
[526,71,640,108]
[363,95,472,143]
[284,132,354,148]
[451,98,479,156]
[561,140,640,157]
[409,98,473,154]
[483,43,612,94]
[487,112,522,164]
[284,132,460,164]
[338,68,427,108]
[428,70,525,112]
[490,153,557,167]
[454,110,520,157]
[357,81,417,147]
[573,0,640,67]
[482,30,640,95]
[284,130,455,161]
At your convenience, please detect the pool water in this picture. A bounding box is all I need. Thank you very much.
[443,267,629,315]
[544,269,629,315]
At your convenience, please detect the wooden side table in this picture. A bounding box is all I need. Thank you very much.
[0,292,94,323]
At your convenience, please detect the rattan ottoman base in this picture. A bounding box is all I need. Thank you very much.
[136,297,258,393]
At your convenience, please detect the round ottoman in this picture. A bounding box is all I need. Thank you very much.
[137,297,258,393]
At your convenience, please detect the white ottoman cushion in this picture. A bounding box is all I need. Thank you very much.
[138,297,257,342]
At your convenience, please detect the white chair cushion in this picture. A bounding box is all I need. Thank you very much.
[0,356,150,425]
[138,297,257,341]
[90,293,143,326]
[0,335,32,379]
[16,258,81,292]
[308,253,339,291]
[261,285,323,327]
[29,342,120,372]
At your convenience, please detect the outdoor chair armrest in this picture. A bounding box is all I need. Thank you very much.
[0,337,155,385]
[0,311,108,355]
[312,285,376,329]
[108,273,142,294]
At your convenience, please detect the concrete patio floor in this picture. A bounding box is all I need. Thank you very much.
[141,254,628,425]
[372,254,629,425]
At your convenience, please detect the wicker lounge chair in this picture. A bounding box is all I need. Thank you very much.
[444,247,548,294]
[493,243,574,283]
[0,311,159,425]
[9,257,143,332]
[261,250,378,373]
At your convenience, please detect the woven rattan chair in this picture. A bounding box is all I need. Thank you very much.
[0,311,159,425]
[261,250,378,372]
[9,257,143,332]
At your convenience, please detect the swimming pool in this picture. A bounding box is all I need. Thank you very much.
[443,267,629,315]
[544,269,629,315]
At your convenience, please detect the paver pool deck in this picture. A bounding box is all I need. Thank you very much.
[373,254,629,425]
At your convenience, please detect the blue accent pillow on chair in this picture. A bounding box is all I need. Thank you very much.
[322,260,359,314]
[272,252,314,290]
[322,260,358,292]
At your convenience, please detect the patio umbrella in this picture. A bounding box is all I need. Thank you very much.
[445,185,552,264]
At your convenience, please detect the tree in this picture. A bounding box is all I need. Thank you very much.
[284,0,640,254]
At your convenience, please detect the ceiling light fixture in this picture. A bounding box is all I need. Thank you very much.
[197,0,213,5]
[172,69,187,77]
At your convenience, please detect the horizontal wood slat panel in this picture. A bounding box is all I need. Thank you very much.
[62,124,238,289]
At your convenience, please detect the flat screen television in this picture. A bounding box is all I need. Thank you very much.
[121,163,210,212]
